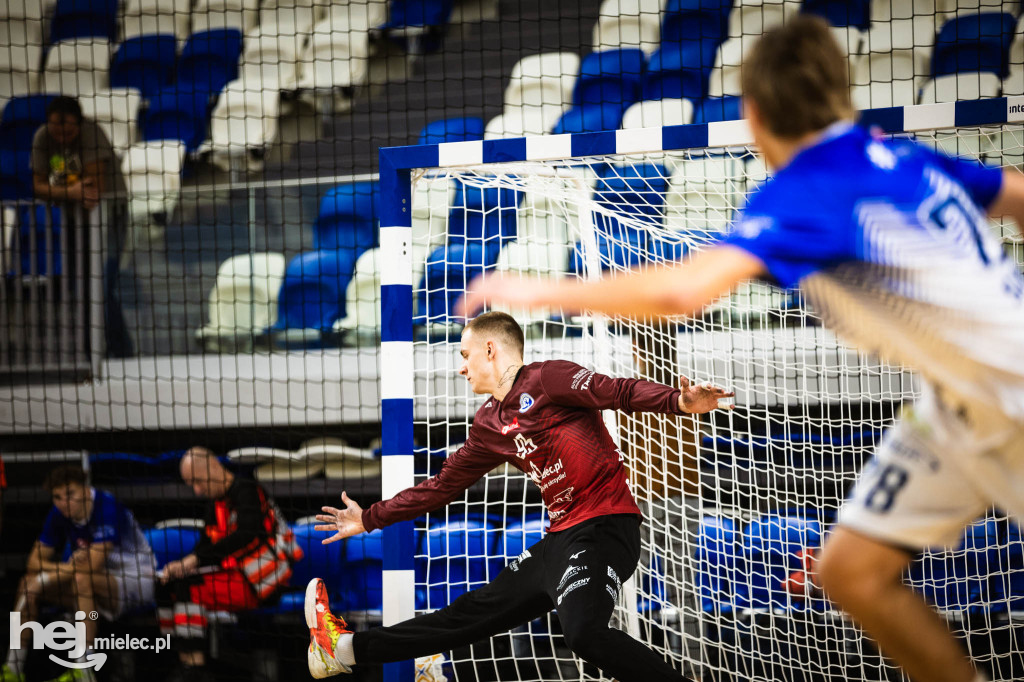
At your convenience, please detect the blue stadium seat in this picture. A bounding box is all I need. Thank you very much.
[272,249,359,333]
[907,519,1001,614]
[417,116,485,144]
[638,554,668,613]
[343,529,384,612]
[661,0,730,46]
[448,183,518,243]
[502,513,547,561]
[694,95,742,123]
[139,88,212,151]
[574,48,646,108]
[50,0,118,42]
[932,13,1017,79]
[0,148,36,201]
[110,34,178,98]
[7,205,62,277]
[384,0,456,28]
[989,521,1024,612]
[416,514,498,611]
[742,514,821,611]
[177,29,243,94]
[144,526,202,570]
[801,0,870,30]
[695,516,742,613]
[551,102,628,134]
[1,95,58,152]
[414,241,500,326]
[315,181,379,253]
[283,522,345,608]
[643,44,720,101]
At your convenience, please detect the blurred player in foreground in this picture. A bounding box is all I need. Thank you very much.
[462,15,1024,682]
[306,311,733,681]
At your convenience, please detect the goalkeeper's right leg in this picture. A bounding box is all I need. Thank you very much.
[306,578,354,678]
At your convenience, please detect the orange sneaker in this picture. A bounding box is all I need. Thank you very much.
[305,578,353,678]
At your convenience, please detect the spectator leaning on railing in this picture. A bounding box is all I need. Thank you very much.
[2,464,156,682]
[30,95,133,357]
[157,447,303,682]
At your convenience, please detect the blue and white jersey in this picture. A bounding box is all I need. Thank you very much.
[724,122,1024,420]
[40,487,156,580]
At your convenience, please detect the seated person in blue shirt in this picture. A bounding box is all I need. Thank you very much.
[2,465,156,682]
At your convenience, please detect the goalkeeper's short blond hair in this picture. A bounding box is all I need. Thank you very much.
[741,14,854,139]
[464,311,525,357]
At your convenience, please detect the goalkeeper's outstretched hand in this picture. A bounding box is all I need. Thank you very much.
[315,491,366,544]
[457,274,554,319]
[678,375,735,414]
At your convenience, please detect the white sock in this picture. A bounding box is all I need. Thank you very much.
[333,633,356,667]
[5,646,28,674]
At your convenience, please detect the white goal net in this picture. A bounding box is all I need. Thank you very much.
[405,121,1024,682]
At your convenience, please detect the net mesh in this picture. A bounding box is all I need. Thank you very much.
[408,122,1024,682]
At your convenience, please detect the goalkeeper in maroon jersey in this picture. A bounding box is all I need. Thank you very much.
[304,311,733,681]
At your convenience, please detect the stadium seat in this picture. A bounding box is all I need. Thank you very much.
[382,0,455,53]
[417,514,499,611]
[226,444,326,481]
[742,514,822,611]
[1,0,44,20]
[621,98,695,129]
[906,519,997,614]
[505,52,579,111]
[272,249,359,336]
[196,252,287,352]
[144,524,202,570]
[42,38,111,97]
[573,48,646,109]
[0,95,58,152]
[0,147,34,200]
[208,83,280,172]
[257,3,319,36]
[484,106,563,138]
[592,0,663,55]
[417,116,485,144]
[932,12,1017,78]
[918,71,1003,102]
[706,36,749,97]
[298,14,372,97]
[987,520,1024,611]
[694,95,742,123]
[411,174,454,261]
[447,182,518,243]
[494,239,572,321]
[139,88,212,151]
[239,32,304,91]
[660,0,731,47]
[551,103,628,134]
[414,241,499,326]
[695,515,742,612]
[333,247,381,342]
[501,513,547,561]
[0,19,43,87]
[50,0,119,42]
[802,0,871,30]
[726,0,797,39]
[290,522,345,599]
[121,140,186,222]
[321,0,389,31]
[110,35,178,98]
[1003,15,1023,96]
[314,181,379,253]
[121,0,192,41]
[177,29,243,94]
[78,88,142,157]
[850,48,925,109]
[665,155,741,243]
[6,204,63,276]
[191,0,260,33]
[644,44,719,100]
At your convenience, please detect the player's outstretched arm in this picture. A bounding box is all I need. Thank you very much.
[459,245,765,319]
[989,169,1024,234]
[315,491,366,545]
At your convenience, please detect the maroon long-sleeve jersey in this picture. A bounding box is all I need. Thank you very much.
[362,359,685,533]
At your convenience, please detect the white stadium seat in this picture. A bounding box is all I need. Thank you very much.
[42,39,111,97]
[621,98,694,129]
[298,15,371,93]
[258,4,320,35]
[122,140,186,222]
[197,252,287,352]
[1,0,44,20]
[208,82,280,172]
[191,0,260,33]
[706,37,748,98]
[505,52,579,110]
[592,0,662,55]
[78,88,142,156]
[122,0,191,40]
[918,71,1003,103]
[665,156,743,244]
[333,247,381,342]
[240,32,305,91]
[484,106,562,139]
[1004,15,1023,96]
[726,0,799,39]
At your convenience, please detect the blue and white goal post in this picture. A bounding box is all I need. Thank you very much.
[377,99,1023,682]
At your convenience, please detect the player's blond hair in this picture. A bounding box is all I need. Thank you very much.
[741,15,854,138]
[464,312,525,357]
